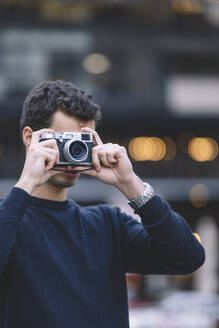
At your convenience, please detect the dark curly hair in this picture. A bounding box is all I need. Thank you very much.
[20,80,102,133]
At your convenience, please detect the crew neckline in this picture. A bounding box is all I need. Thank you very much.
[30,195,73,209]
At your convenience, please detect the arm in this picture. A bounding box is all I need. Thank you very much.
[80,127,205,275]
[0,128,60,275]
[0,188,31,275]
[117,195,205,275]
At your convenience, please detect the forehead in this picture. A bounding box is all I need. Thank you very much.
[50,110,95,132]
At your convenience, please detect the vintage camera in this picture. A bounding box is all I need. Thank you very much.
[40,132,94,166]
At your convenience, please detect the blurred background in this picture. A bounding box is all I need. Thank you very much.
[0,0,219,327]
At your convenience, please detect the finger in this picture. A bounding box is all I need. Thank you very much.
[107,144,127,160]
[40,147,58,158]
[44,154,57,171]
[98,147,115,168]
[103,144,127,168]
[40,139,57,149]
[99,144,120,166]
[80,127,103,146]
[31,129,54,145]
[39,139,59,164]
[39,149,57,163]
[92,145,102,171]
[35,149,57,170]
[105,146,119,164]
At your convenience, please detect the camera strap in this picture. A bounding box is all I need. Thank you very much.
[51,167,94,173]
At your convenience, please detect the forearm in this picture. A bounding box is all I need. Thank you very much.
[135,196,205,274]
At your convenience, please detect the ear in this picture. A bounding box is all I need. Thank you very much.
[22,126,34,147]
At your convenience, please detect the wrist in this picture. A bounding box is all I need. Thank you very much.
[128,182,154,210]
[115,174,145,200]
[15,177,36,195]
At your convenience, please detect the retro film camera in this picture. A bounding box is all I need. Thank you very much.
[40,132,94,166]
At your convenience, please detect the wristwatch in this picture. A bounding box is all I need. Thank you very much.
[128,182,154,210]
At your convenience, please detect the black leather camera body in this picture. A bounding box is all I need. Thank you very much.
[40,132,93,166]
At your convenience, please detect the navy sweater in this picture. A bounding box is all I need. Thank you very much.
[0,187,205,328]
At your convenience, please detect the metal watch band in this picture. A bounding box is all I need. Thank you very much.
[128,182,154,210]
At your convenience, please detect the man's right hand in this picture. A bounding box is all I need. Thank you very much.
[15,128,59,195]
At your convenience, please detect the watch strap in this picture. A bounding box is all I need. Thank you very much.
[128,182,154,210]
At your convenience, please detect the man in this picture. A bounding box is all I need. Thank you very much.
[0,80,205,328]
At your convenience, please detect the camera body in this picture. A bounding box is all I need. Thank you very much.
[40,132,94,166]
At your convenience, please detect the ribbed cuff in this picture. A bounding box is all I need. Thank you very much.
[1,187,32,220]
[134,195,168,227]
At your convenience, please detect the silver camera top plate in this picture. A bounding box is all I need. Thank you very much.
[40,132,93,143]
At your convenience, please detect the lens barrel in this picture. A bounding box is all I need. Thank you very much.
[63,140,88,163]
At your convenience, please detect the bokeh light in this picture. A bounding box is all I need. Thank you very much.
[162,137,177,161]
[188,137,219,161]
[128,137,166,161]
[189,184,209,207]
[172,0,203,15]
[82,53,111,74]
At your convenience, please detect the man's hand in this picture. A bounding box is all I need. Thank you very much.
[80,127,145,200]
[15,128,60,194]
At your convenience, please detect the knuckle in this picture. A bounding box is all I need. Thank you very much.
[93,146,102,153]
[106,150,112,156]
[99,149,105,156]
[92,147,98,153]
[120,146,126,152]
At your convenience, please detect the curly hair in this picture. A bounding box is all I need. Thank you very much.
[20,80,102,133]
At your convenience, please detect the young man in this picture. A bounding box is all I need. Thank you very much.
[0,80,205,328]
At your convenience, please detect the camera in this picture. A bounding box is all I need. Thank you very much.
[40,132,94,166]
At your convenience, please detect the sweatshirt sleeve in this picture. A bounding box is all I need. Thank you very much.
[115,195,205,275]
[0,187,32,275]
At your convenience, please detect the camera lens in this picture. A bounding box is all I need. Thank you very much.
[64,140,88,163]
[69,141,87,160]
